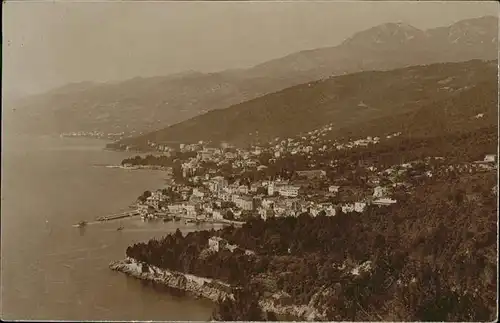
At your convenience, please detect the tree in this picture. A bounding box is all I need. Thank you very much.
[138,190,152,202]
[211,288,265,321]
[256,187,268,195]
[225,210,235,220]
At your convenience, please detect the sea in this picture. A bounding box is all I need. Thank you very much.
[1,130,223,321]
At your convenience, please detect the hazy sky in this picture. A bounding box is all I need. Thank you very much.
[3,1,498,97]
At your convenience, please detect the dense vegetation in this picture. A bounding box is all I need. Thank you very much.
[329,125,497,172]
[126,168,497,321]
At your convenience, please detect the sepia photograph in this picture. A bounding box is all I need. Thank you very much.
[1,0,498,321]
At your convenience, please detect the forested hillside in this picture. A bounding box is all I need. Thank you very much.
[118,60,497,148]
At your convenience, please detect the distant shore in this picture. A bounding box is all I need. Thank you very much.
[92,164,171,171]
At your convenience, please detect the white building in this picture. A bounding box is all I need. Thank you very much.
[137,204,150,215]
[267,182,275,196]
[261,198,276,210]
[219,192,232,202]
[253,147,262,155]
[167,204,184,214]
[225,152,237,160]
[198,148,220,161]
[203,204,213,214]
[208,236,227,252]
[484,154,497,163]
[181,163,196,178]
[354,202,367,213]
[342,203,356,213]
[373,186,390,198]
[250,182,262,192]
[258,208,274,220]
[328,185,340,193]
[233,195,254,211]
[238,185,249,195]
[279,185,301,198]
[146,196,161,210]
[372,198,397,206]
[212,210,224,221]
[209,176,228,193]
[192,188,206,198]
[185,204,199,217]
[273,205,288,217]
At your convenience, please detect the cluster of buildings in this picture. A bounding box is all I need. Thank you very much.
[144,122,403,163]
[61,130,131,140]
[139,157,405,222]
[134,123,497,224]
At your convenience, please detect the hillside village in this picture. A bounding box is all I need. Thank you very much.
[60,130,137,141]
[128,122,497,226]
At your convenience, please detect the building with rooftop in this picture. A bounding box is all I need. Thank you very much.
[296,170,326,179]
[373,186,390,198]
[278,185,301,198]
[232,195,254,211]
[372,198,397,206]
[328,185,340,193]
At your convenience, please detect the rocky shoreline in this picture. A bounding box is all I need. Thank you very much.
[110,258,326,321]
[110,258,231,302]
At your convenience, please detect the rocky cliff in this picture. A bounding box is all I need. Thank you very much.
[110,258,231,302]
[110,257,328,321]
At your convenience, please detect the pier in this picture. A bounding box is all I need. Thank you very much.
[94,209,246,226]
[96,210,139,222]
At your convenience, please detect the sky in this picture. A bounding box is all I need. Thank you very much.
[2,1,498,97]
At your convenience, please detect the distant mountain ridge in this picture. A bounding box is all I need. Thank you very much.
[10,15,498,136]
[247,16,498,82]
[117,59,497,149]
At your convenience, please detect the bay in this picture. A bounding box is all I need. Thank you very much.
[1,132,222,321]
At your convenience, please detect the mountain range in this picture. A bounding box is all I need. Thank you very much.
[246,16,498,82]
[7,15,498,137]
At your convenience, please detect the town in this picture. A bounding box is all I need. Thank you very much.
[125,123,497,226]
[60,130,139,141]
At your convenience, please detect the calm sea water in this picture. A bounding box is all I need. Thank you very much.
[1,132,222,321]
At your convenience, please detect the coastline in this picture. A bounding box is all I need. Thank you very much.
[93,164,170,171]
[110,258,325,321]
[110,258,232,302]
